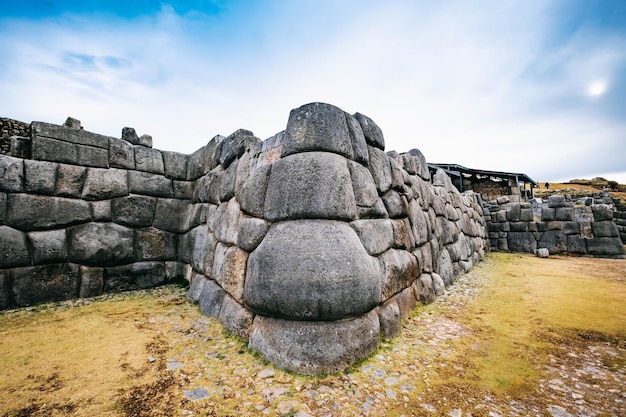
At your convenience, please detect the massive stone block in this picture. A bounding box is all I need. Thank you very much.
[0,154,24,192]
[281,102,355,159]
[82,168,129,200]
[244,220,382,321]
[11,263,80,307]
[24,160,57,194]
[0,226,31,267]
[56,164,87,197]
[6,194,91,230]
[264,152,357,221]
[28,229,68,264]
[104,262,166,292]
[249,311,380,376]
[112,195,156,227]
[68,223,134,266]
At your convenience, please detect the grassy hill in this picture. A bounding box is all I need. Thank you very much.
[534,177,626,202]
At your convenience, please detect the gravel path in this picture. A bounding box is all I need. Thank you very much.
[136,262,625,417]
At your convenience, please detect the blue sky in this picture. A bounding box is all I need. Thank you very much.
[1,0,625,182]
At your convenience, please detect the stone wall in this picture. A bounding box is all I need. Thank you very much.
[184,103,489,374]
[484,194,625,258]
[0,119,203,309]
[0,102,490,375]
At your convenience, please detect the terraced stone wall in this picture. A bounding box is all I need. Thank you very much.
[0,119,203,309]
[1,103,490,374]
[184,103,489,374]
[484,195,625,258]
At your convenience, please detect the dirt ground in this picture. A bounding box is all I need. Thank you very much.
[0,252,624,417]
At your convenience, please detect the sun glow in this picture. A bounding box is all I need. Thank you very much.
[587,80,607,96]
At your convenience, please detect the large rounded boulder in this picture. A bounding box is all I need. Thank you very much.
[243,220,382,321]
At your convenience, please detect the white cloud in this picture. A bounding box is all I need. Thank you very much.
[0,0,624,182]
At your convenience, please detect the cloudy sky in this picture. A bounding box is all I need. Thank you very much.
[1,0,625,183]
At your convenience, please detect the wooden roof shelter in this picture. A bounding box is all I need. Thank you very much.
[428,163,538,201]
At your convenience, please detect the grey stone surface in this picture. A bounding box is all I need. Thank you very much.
[413,273,436,304]
[538,230,568,254]
[218,295,254,340]
[248,311,380,375]
[11,263,80,307]
[555,207,574,221]
[31,137,78,165]
[173,180,193,199]
[121,127,140,145]
[237,217,270,252]
[68,223,134,266]
[187,273,207,303]
[354,112,385,150]
[382,190,408,219]
[6,194,91,230]
[199,278,226,318]
[591,204,613,221]
[77,144,109,168]
[136,227,177,261]
[153,198,192,233]
[402,149,430,181]
[379,248,419,299]
[0,193,5,224]
[138,134,152,148]
[586,237,625,257]
[162,151,188,180]
[0,270,9,310]
[566,235,587,254]
[0,226,31,267]
[82,168,129,200]
[548,195,566,208]
[212,199,242,245]
[211,243,247,303]
[408,199,430,246]
[534,248,550,258]
[56,164,87,197]
[390,218,415,250]
[79,265,104,298]
[187,135,224,180]
[0,154,24,192]
[104,261,166,292]
[112,195,156,227]
[281,103,354,159]
[128,171,173,198]
[220,129,260,168]
[367,146,392,194]
[265,152,357,221]
[24,160,57,194]
[109,138,135,169]
[244,220,382,321]
[394,286,417,319]
[350,219,394,256]
[346,114,369,165]
[507,232,537,253]
[592,221,619,237]
[236,164,270,218]
[90,200,112,222]
[378,298,401,338]
[28,229,68,264]
[437,249,455,286]
[431,272,445,296]
[347,160,386,218]
[218,160,238,202]
[33,121,109,148]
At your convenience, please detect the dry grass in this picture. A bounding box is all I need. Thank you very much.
[0,252,624,416]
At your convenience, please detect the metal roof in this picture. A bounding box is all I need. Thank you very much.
[428,163,538,187]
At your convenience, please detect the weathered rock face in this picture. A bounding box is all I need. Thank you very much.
[0,102,490,375]
[180,102,489,374]
[484,197,625,259]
